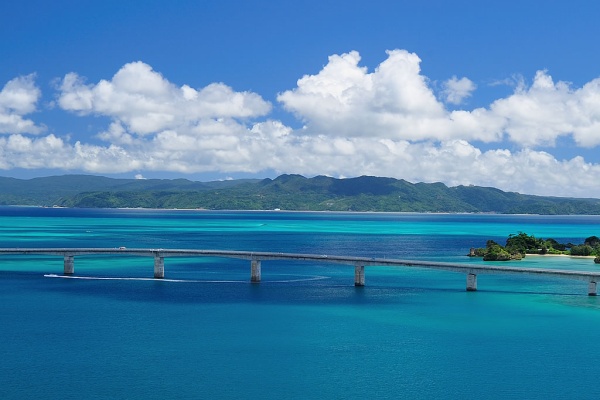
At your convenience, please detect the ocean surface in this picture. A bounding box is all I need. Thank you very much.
[1,207,600,399]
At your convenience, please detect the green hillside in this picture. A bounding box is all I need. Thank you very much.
[1,174,599,214]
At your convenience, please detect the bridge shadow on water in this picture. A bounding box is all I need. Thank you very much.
[2,268,594,309]
[0,269,442,306]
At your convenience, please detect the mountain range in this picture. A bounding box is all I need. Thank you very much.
[1,174,599,214]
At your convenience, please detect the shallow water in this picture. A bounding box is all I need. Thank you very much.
[1,208,600,399]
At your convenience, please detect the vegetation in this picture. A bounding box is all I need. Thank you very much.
[470,232,600,261]
[480,240,519,261]
[1,174,600,214]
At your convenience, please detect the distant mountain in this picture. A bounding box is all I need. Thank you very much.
[1,174,599,214]
[0,175,258,206]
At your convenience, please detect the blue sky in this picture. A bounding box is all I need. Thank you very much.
[2,0,600,197]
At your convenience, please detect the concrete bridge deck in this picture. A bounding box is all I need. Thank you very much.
[1,247,599,295]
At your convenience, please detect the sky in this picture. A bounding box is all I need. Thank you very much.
[2,0,600,198]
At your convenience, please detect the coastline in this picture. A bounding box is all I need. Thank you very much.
[526,253,596,259]
[2,204,600,217]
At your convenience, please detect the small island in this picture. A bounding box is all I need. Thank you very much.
[469,232,600,263]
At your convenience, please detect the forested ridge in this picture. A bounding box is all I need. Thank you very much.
[1,174,600,214]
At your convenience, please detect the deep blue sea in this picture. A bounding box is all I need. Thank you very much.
[1,207,600,399]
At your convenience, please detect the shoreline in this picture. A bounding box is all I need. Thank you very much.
[2,204,600,217]
[526,253,596,259]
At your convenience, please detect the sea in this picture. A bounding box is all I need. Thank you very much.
[1,206,600,399]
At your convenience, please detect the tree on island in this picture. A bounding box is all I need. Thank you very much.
[480,240,521,261]
[585,236,600,247]
[470,233,600,262]
[505,232,546,256]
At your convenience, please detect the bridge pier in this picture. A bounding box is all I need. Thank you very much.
[354,265,365,286]
[154,255,164,279]
[466,273,477,291]
[63,255,74,275]
[251,260,261,283]
[589,281,597,296]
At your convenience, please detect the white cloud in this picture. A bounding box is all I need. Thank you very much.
[2,130,600,197]
[491,70,600,147]
[441,76,476,104]
[0,75,44,134]
[277,50,452,141]
[277,50,508,143]
[58,61,272,135]
[3,53,600,199]
[278,50,600,148]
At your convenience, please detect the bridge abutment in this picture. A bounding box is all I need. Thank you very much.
[589,281,597,296]
[63,255,74,275]
[354,265,365,286]
[154,255,164,279]
[466,273,477,291]
[251,260,261,283]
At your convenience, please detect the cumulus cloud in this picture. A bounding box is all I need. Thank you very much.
[278,50,453,141]
[441,76,476,104]
[0,75,44,134]
[490,70,600,147]
[277,50,508,143]
[3,52,600,198]
[278,50,600,148]
[2,129,600,197]
[58,61,272,135]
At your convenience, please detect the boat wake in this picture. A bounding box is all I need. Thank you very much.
[43,273,329,283]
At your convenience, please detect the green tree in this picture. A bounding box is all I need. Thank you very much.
[545,238,566,252]
[505,232,544,256]
[584,236,600,247]
[570,245,593,256]
[483,243,513,261]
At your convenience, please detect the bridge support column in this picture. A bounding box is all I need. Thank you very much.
[354,265,365,287]
[589,281,597,296]
[466,273,477,292]
[251,260,261,283]
[154,255,164,279]
[63,255,74,275]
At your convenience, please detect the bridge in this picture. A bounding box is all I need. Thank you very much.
[1,247,599,296]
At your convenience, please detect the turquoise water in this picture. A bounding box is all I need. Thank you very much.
[1,207,600,399]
